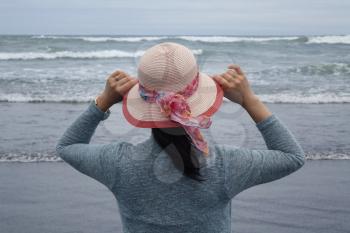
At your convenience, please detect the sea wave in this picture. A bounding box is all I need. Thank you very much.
[2,92,350,104]
[0,50,145,60]
[0,94,94,103]
[305,152,350,160]
[176,36,300,43]
[307,35,350,44]
[1,151,349,162]
[0,49,203,60]
[81,36,168,42]
[258,93,350,104]
[0,153,62,162]
[258,63,350,76]
[221,93,350,104]
[31,35,300,43]
[31,35,169,42]
[31,35,301,43]
[28,35,350,44]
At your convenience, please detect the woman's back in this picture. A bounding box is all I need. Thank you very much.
[114,138,230,232]
[56,101,305,233]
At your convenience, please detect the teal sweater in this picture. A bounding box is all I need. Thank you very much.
[56,100,305,233]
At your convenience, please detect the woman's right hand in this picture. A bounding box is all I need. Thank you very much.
[212,64,258,108]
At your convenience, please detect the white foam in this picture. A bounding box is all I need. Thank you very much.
[0,153,62,162]
[220,93,350,104]
[0,152,349,162]
[31,35,299,43]
[31,35,168,42]
[176,36,299,43]
[0,50,145,60]
[305,152,350,160]
[0,49,202,60]
[79,36,168,42]
[29,35,350,44]
[290,63,350,76]
[258,93,350,104]
[1,92,349,104]
[0,93,95,103]
[307,35,350,44]
[191,49,203,55]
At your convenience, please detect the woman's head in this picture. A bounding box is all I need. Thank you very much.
[123,42,222,126]
[122,42,223,181]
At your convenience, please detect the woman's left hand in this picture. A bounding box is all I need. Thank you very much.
[96,70,138,112]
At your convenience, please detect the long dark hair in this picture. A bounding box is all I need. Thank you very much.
[151,128,207,182]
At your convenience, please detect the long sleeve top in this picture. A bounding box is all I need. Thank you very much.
[55,100,305,233]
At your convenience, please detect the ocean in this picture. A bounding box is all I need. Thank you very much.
[0,35,350,162]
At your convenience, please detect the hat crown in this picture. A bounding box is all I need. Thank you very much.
[138,42,198,92]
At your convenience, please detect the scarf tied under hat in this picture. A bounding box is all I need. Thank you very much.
[138,71,211,156]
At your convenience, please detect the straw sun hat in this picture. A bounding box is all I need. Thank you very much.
[122,42,223,154]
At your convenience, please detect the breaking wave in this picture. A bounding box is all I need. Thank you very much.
[0,49,202,60]
[31,35,169,42]
[258,93,350,104]
[1,151,349,162]
[1,92,350,104]
[258,63,350,76]
[307,35,350,44]
[176,36,300,43]
[29,35,350,44]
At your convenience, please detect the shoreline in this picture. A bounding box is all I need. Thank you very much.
[1,102,350,162]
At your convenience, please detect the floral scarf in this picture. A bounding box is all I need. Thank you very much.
[138,72,211,156]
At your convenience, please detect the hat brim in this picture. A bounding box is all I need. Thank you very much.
[122,72,223,128]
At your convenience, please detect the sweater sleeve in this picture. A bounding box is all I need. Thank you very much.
[221,114,306,199]
[55,100,127,191]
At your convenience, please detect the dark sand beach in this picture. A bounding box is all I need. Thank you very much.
[1,160,349,233]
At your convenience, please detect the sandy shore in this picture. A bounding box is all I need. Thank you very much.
[1,160,349,233]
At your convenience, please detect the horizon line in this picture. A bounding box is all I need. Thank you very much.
[0,33,349,37]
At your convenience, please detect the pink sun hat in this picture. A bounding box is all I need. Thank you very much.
[122,42,223,129]
[122,42,223,154]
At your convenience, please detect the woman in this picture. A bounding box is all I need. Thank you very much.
[56,42,305,233]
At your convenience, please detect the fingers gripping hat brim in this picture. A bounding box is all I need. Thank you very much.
[122,72,223,128]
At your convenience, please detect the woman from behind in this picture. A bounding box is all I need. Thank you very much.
[56,42,305,233]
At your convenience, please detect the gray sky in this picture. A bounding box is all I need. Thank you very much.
[1,0,349,35]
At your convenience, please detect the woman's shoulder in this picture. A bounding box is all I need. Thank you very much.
[210,144,253,169]
[107,136,161,161]
[211,144,241,159]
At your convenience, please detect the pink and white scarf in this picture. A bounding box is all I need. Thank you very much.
[138,71,211,156]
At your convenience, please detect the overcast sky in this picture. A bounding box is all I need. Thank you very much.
[0,0,349,35]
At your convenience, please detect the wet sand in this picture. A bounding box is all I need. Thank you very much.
[1,160,349,233]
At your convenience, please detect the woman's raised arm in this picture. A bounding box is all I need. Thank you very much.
[55,70,137,190]
[212,64,305,199]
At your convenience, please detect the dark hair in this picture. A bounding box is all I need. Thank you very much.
[151,128,207,182]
